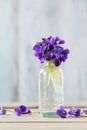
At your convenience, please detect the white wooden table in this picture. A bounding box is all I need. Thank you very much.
[0,102,87,130]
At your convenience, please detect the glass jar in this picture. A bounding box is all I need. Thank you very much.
[38,61,63,117]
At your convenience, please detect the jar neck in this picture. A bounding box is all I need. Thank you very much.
[44,61,58,70]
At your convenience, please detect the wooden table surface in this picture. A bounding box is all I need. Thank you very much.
[0,102,87,130]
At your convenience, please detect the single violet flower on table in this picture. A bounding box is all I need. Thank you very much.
[74,108,81,117]
[14,105,31,116]
[82,107,87,114]
[0,107,6,115]
[56,105,67,118]
[68,106,75,116]
[68,107,81,117]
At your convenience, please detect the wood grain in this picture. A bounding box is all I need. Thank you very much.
[1,102,87,109]
[0,103,87,130]
[0,123,87,130]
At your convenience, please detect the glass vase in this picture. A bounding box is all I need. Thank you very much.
[38,61,63,117]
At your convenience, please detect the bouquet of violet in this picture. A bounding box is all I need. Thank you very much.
[33,36,70,92]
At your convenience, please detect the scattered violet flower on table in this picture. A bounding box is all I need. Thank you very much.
[74,108,81,117]
[56,105,81,118]
[68,106,76,115]
[56,105,67,118]
[82,107,87,114]
[0,105,87,118]
[68,107,81,117]
[14,105,31,116]
[0,107,6,115]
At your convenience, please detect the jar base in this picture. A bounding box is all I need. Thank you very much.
[39,112,58,118]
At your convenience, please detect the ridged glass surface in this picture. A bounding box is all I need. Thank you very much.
[39,64,63,117]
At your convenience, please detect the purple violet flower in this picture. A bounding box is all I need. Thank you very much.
[33,36,70,67]
[14,105,31,116]
[74,108,81,117]
[68,107,75,115]
[68,107,81,117]
[0,107,6,115]
[82,107,87,114]
[59,40,65,44]
[56,105,67,118]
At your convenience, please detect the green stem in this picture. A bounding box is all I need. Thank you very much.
[46,61,61,92]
